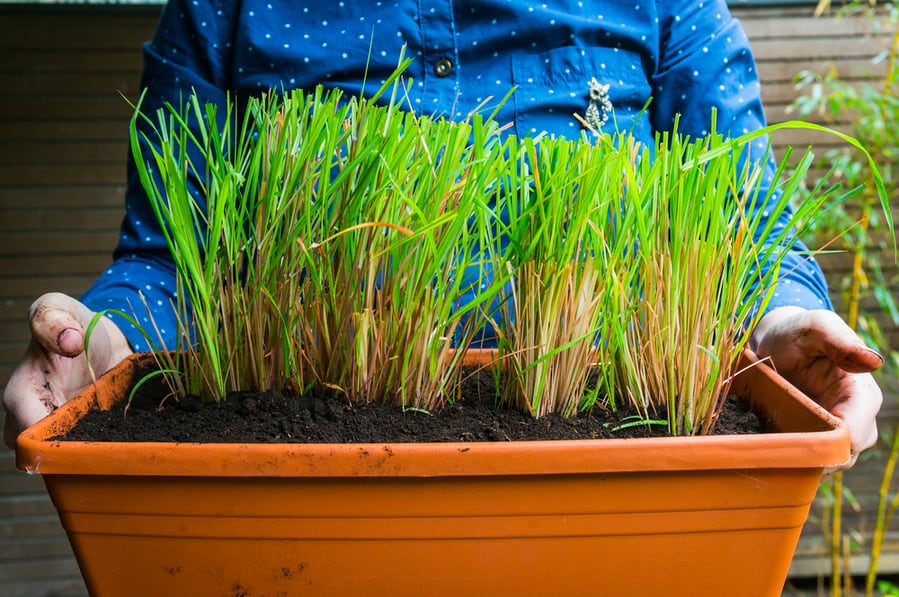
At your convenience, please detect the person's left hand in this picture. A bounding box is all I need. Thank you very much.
[751,306,884,470]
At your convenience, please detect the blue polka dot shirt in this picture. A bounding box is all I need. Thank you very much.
[80,0,833,351]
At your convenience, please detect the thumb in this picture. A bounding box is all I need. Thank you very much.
[804,312,884,374]
[28,292,99,358]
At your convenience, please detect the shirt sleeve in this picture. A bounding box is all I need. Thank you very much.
[80,0,234,351]
[648,0,833,313]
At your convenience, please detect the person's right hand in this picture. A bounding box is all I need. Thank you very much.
[3,292,133,448]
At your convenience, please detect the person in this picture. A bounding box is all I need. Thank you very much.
[2,0,885,468]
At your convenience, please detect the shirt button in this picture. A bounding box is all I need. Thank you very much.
[434,58,453,78]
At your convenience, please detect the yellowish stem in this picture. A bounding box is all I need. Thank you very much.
[833,472,844,597]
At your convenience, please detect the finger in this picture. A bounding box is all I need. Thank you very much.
[824,372,882,456]
[824,451,859,476]
[6,367,57,426]
[28,292,98,358]
[2,346,61,445]
[821,339,884,374]
[792,311,884,374]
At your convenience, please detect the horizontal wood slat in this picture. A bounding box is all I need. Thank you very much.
[0,494,59,519]
[0,535,74,560]
[0,276,116,303]
[0,165,130,187]
[0,97,136,121]
[1,120,136,143]
[0,557,84,583]
[9,73,143,98]
[1,232,120,257]
[0,252,114,274]
[3,580,88,597]
[0,49,146,74]
[0,142,127,165]
[0,10,159,50]
[0,186,128,209]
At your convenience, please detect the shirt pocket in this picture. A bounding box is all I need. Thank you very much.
[510,46,653,141]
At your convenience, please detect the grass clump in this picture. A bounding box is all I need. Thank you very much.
[130,69,510,411]
[491,123,865,434]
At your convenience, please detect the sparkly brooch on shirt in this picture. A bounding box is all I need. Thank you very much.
[584,78,612,129]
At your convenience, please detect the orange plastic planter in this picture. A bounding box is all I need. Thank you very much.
[17,350,848,597]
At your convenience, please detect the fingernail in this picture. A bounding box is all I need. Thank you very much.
[864,347,884,365]
[57,327,83,356]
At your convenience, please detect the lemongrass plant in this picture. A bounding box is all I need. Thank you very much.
[615,121,888,435]
[129,68,510,410]
[290,91,511,409]
[490,133,640,418]
[611,127,828,435]
[493,118,887,434]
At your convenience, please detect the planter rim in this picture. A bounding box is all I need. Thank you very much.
[16,349,851,477]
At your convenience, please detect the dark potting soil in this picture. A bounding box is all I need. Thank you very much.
[60,366,765,443]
